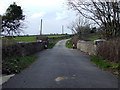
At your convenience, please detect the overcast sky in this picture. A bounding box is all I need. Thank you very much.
[0,0,77,35]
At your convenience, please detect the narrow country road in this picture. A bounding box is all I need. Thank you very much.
[3,39,118,88]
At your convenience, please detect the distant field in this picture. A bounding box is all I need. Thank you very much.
[87,33,100,41]
[47,35,67,37]
[2,35,69,42]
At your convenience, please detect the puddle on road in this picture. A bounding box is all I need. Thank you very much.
[55,75,76,84]
[55,76,68,82]
[72,74,76,77]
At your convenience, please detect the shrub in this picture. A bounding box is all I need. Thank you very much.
[2,56,37,74]
[70,35,79,49]
[97,38,120,63]
[66,39,72,48]
[2,42,44,60]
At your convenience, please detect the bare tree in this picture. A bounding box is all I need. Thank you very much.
[67,16,90,39]
[67,0,120,39]
[0,15,1,34]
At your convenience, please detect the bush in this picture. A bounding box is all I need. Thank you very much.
[66,39,72,48]
[97,38,120,63]
[2,56,37,74]
[2,42,44,60]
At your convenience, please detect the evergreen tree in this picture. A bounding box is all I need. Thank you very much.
[2,2,25,36]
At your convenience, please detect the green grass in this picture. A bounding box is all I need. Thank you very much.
[47,39,59,49]
[87,34,100,41]
[2,56,37,74]
[91,56,119,75]
[66,39,72,48]
[2,36,36,42]
[2,35,69,42]
[91,56,119,69]
[48,39,64,49]
[47,35,67,38]
[13,36,36,42]
[48,37,71,49]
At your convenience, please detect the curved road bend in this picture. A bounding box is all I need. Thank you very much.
[3,39,118,88]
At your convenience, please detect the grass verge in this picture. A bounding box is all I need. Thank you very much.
[91,56,119,76]
[47,37,71,49]
[48,39,63,49]
[66,39,72,48]
[2,56,37,75]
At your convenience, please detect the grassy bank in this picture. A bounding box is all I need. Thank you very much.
[2,56,37,75]
[87,34,100,41]
[47,39,61,49]
[91,56,119,76]
[66,39,72,48]
[48,38,70,49]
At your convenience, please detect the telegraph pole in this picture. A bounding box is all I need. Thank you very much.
[62,25,64,34]
[0,15,1,33]
[40,19,42,35]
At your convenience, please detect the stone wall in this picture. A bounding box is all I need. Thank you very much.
[2,42,44,60]
[2,35,73,60]
[77,40,96,56]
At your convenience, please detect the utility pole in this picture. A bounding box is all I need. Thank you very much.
[40,19,42,35]
[0,15,1,34]
[62,25,64,34]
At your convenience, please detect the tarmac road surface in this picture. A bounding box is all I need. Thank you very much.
[2,39,118,88]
